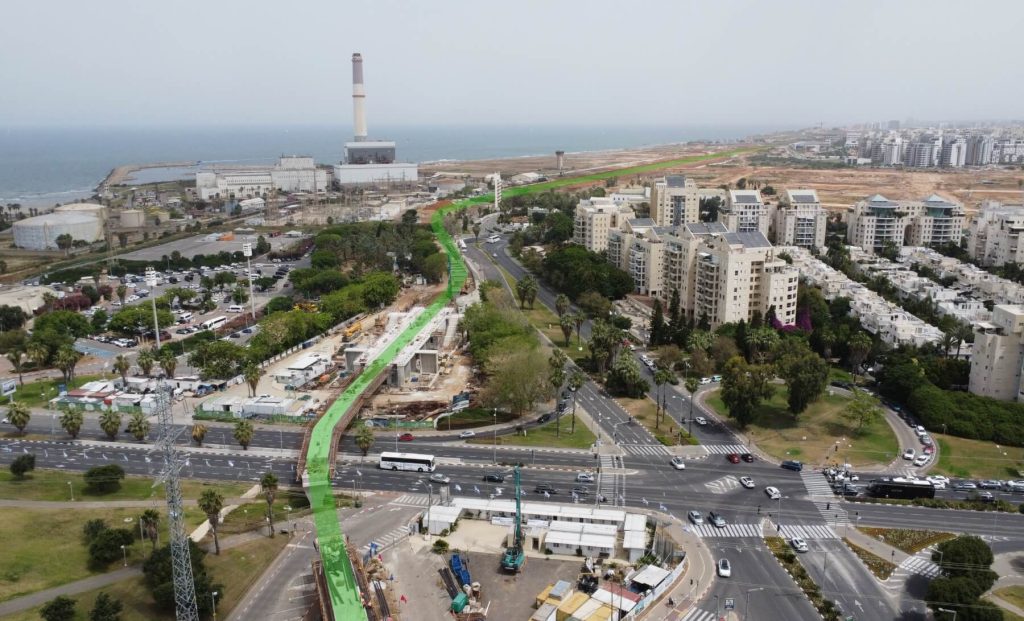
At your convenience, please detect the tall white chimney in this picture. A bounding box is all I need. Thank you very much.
[352,53,368,142]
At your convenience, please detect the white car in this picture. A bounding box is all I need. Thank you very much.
[765,486,782,500]
[576,473,595,483]
[694,417,707,426]
[926,476,948,489]
[717,558,731,578]
[789,537,809,553]
[458,430,476,439]
[428,473,450,484]
[739,476,755,489]
[670,457,686,471]
[687,510,704,525]
[700,377,712,385]
[902,448,916,460]
[913,454,930,467]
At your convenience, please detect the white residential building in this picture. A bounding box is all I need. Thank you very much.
[656,224,797,329]
[609,187,650,207]
[970,305,1024,401]
[720,189,773,237]
[965,135,995,166]
[940,136,967,168]
[607,219,665,297]
[572,197,635,253]
[650,175,698,226]
[847,194,963,254]
[966,201,1024,267]
[774,189,827,249]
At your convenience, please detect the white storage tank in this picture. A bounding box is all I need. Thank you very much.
[119,209,146,228]
[13,213,103,250]
[54,202,107,221]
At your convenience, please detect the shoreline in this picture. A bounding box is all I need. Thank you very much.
[98,160,198,190]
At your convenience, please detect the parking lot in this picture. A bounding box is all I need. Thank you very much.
[118,232,302,261]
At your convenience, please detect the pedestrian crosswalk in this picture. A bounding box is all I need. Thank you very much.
[621,443,671,456]
[598,455,625,507]
[703,444,749,455]
[778,524,838,540]
[360,524,413,554]
[392,494,429,507]
[800,471,835,496]
[899,553,942,579]
[691,523,762,538]
[801,471,851,527]
[680,607,716,621]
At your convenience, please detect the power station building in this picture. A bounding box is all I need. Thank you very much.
[194,156,329,201]
[333,53,418,185]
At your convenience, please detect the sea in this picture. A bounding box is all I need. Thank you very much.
[0,123,788,208]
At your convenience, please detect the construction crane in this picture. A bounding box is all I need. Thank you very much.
[500,466,525,572]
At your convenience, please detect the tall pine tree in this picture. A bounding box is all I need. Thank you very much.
[649,299,666,346]
[667,288,683,346]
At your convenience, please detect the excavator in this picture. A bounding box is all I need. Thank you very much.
[500,466,526,572]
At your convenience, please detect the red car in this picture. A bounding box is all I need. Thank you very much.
[727,453,741,464]
[398,433,415,442]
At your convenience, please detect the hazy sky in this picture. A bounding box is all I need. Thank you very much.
[2,0,1021,127]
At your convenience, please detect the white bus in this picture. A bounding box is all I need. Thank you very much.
[379,452,436,472]
[486,235,500,243]
[201,316,228,331]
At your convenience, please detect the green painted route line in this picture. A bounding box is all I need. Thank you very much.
[305,147,754,619]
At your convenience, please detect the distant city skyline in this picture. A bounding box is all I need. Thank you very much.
[2,0,1022,127]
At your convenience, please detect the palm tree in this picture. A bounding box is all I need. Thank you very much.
[939,331,957,358]
[555,294,570,318]
[197,489,224,554]
[355,423,375,456]
[140,509,160,550]
[137,349,156,377]
[158,350,177,378]
[6,351,26,386]
[243,363,262,397]
[27,342,49,372]
[819,329,836,360]
[571,311,586,345]
[684,376,699,434]
[847,332,873,381]
[6,402,30,435]
[99,410,121,440]
[191,423,208,447]
[116,285,127,306]
[234,420,254,450]
[60,407,84,439]
[559,313,574,347]
[515,275,539,309]
[113,355,131,385]
[653,368,673,429]
[953,323,972,359]
[126,411,150,442]
[260,472,279,538]
[471,223,481,241]
[54,346,81,383]
[567,369,586,434]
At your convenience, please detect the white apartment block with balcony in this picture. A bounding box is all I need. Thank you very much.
[847,194,905,253]
[658,222,729,320]
[688,231,798,329]
[774,189,827,249]
[651,176,699,226]
[902,194,965,247]
[606,218,667,297]
[573,197,634,253]
[720,190,773,237]
[789,248,943,347]
[969,305,1024,401]
[966,201,1024,267]
[847,194,963,254]
[609,187,650,207]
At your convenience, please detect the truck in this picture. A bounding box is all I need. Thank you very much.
[500,467,525,572]
[343,320,362,341]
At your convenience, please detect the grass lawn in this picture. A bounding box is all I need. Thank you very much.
[437,407,517,431]
[0,469,251,502]
[992,587,1024,620]
[467,417,596,450]
[932,434,1024,480]
[7,375,103,408]
[493,263,591,364]
[856,527,955,555]
[705,387,897,467]
[218,491,311,536]
[0,536,289,621]
[618,396,698,446]
[842,538,897,580]
[0,506,206,603]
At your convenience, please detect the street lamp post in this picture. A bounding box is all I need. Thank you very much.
[937,608,956,621]
[492,408,497,464]
[284,505,292,534]
[67,481,74,502]
[745,587,764,620]
[212,590,219,620]
[120,544,127,567]
[242,242,257,321]
[145,267,161,350]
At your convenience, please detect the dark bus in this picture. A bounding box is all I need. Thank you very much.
[867,479,936,500]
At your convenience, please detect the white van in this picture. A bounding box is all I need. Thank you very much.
[177,311,193,322]
[228,304,245,313]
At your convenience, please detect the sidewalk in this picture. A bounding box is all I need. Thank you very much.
[74,438,298,458]
[843,525,910,564]
[632,511,717,621]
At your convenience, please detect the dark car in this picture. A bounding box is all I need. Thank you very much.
[726,453,741,464]
[534,483,557,495]
[537,413,552,424]
[741,453,754,463]
[398,433,414,442]
[571,486,589,496]
[978,480,1002,489]
[781,460,804,472]
[483,473,505,483]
